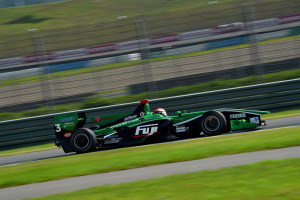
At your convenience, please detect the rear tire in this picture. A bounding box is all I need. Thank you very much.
[201,111,226,136]
[71,128,97,153]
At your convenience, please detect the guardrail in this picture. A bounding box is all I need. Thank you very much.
[0,78,299,150]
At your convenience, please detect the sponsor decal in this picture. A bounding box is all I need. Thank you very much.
[250,117,260,124]
[124,115,137,121]
[63,132,72,138]
[134,124,158,137]
[140,112,144,117]
[112,119,137,128]
[230,113,246,119]
[59,117,75,122]
[63,122,75,128]
[101,116,117,120]
[95,117,102,122]
[176,126,187,133]
[104,135,122,144]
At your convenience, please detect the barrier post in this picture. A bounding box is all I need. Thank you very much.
[135,20,157,98]
[243,4,265,83]
[32,35,56,114]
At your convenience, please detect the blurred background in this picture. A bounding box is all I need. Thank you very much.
[0,0,299,121]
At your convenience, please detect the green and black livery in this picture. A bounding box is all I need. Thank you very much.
[54,99,269,153]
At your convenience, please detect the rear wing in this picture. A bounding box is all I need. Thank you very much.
[54,99,152,131]
[53,112,86,134]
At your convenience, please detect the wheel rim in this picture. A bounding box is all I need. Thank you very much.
[74,133,90,150]
[204,115,220,132]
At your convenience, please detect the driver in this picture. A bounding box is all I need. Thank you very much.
[153,108,167,117]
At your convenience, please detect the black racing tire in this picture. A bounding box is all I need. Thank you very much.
[200,111,227,136]
[70,128,97,153]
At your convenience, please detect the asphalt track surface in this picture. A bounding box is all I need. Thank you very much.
[0,116,299,200]
[1,146,300,200]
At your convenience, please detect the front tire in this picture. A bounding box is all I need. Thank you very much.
[71,128,97,153]
[201,111,226,136]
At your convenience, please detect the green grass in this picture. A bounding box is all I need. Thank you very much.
[0,143,57,157]
[263,108,300,120]
[27,158,300,200]
[1,126,300,189]
[2,0,295,35]
[0,0,291,34]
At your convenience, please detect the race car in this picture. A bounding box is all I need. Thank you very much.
[54,99,269,153]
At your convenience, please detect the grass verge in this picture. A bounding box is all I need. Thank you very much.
[27,158,300,200]
[0,143,57,157]
[1,126,300,189]
[263,109,300,120]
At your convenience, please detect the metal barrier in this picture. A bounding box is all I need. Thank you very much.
[0,78,299,150]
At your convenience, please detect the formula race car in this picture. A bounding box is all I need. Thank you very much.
[54,99,269,153]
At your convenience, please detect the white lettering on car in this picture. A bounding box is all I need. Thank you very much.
[124,115,137,121]
[135,124,158,136]
[55,124,61,132]
[230,113,246,119]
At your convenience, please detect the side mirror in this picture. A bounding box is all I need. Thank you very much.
[176,111,182,117]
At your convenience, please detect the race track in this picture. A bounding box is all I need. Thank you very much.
[0,116,299,200]
[1,116,299,167]
[1,146,300,200]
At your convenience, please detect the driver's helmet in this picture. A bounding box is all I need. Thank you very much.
[153,108,167,117]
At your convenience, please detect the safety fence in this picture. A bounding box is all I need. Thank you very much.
[0,78,299,150]
[0,0,299,121]
[1,0,299,60]
[1,15,299,68]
